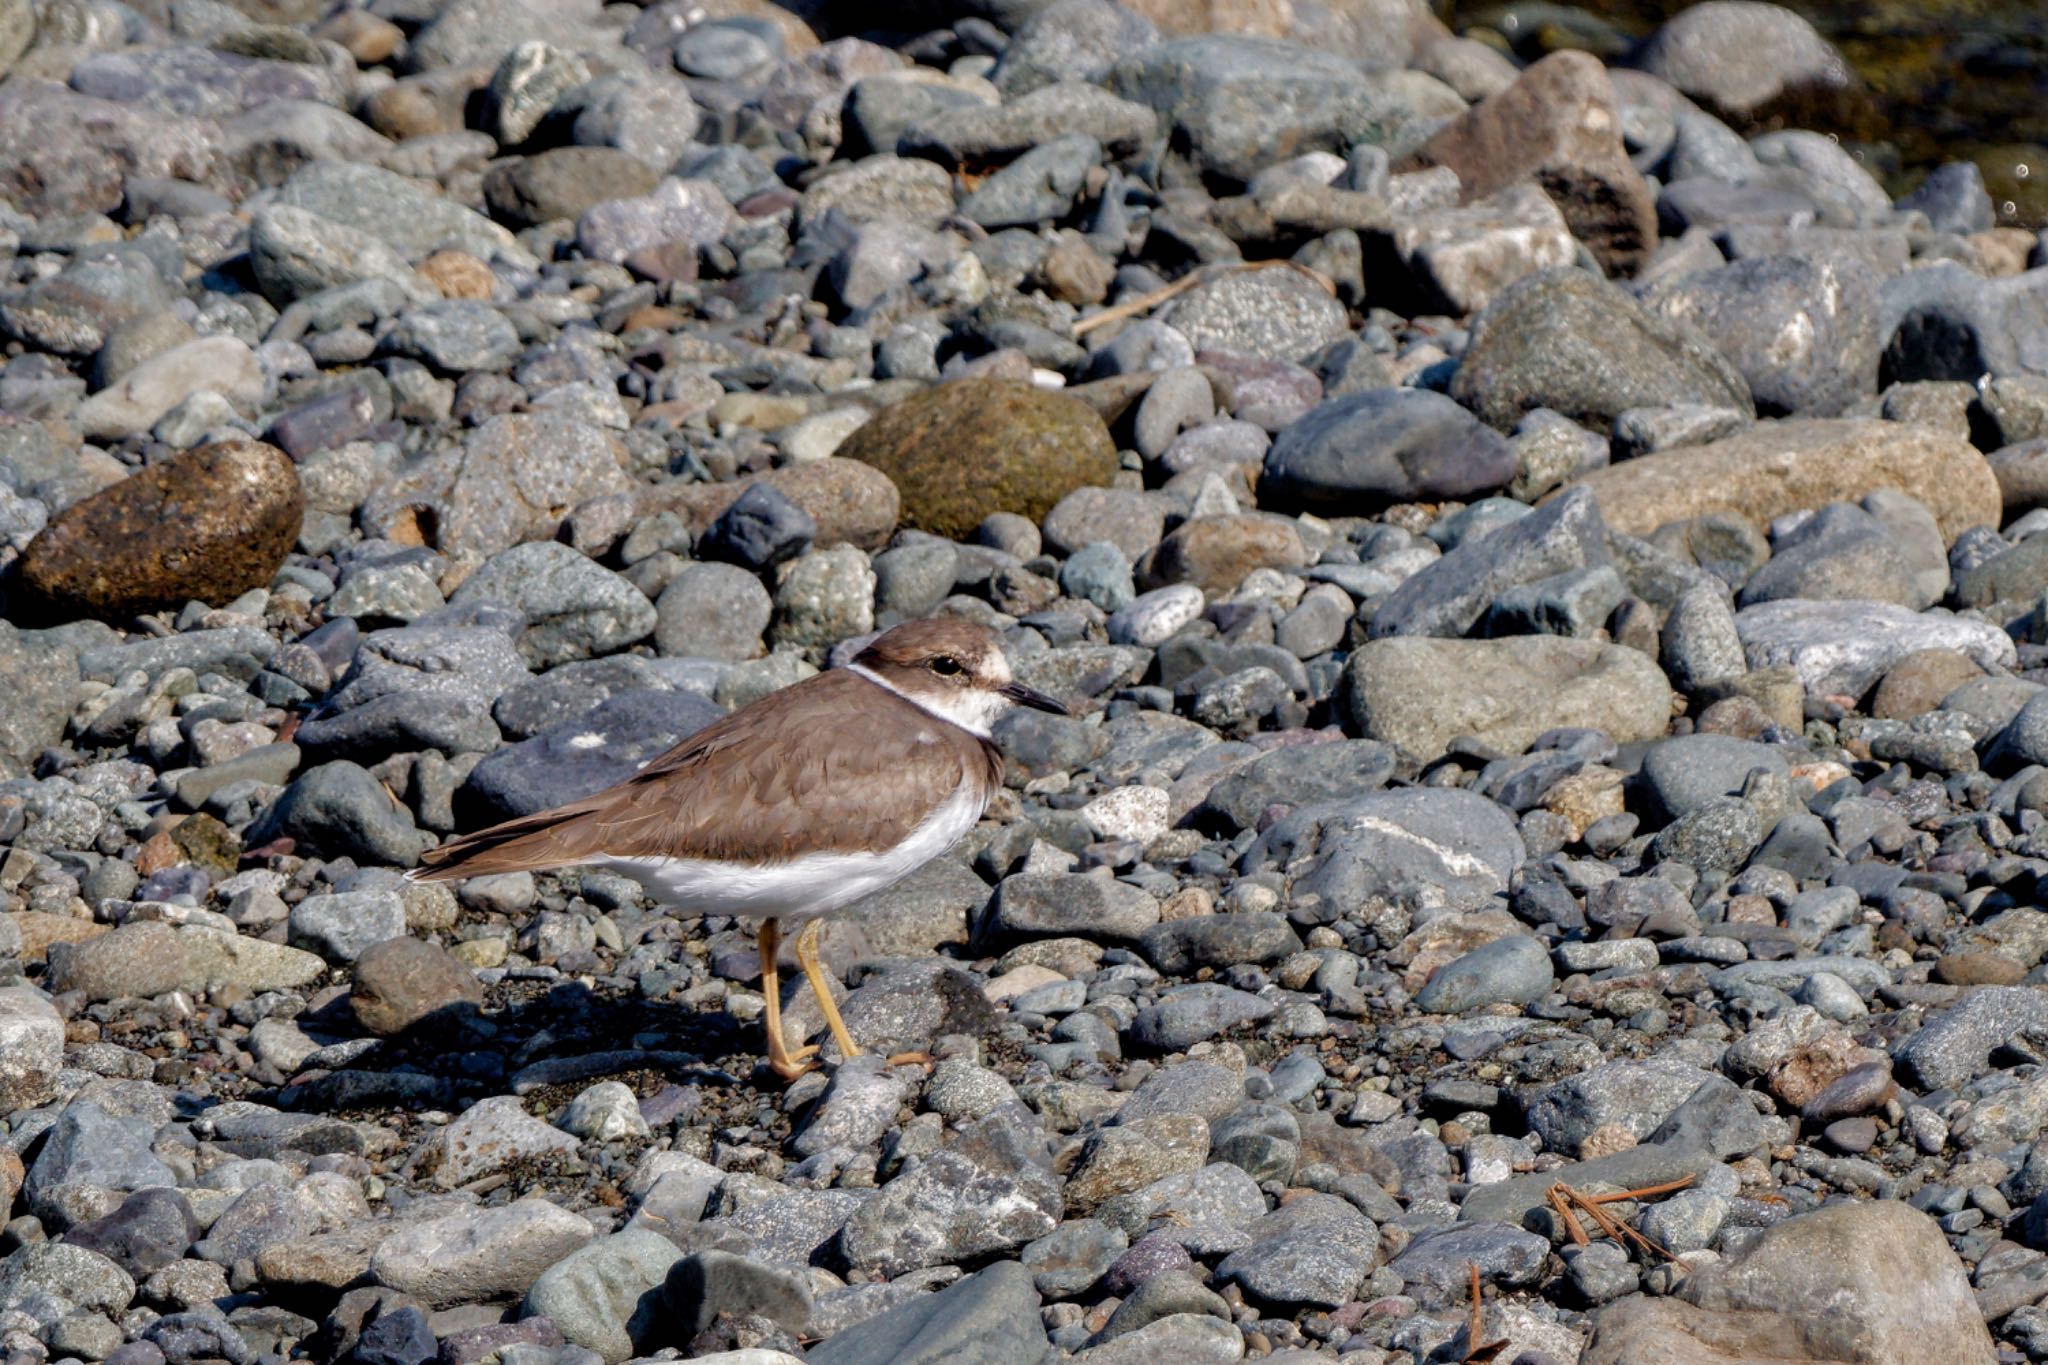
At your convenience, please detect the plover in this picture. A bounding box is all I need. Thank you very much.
[409,618,1066,1080]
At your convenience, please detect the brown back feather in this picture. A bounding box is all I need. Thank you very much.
[411,668,1001,881]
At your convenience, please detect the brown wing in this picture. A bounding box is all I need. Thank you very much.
[411,669,1001,880]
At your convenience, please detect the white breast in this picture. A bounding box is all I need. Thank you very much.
[594,776,987,923]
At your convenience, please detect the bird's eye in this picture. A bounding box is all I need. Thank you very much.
[929,656,962,676]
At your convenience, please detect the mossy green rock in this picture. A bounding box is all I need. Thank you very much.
[840,379,1119,540]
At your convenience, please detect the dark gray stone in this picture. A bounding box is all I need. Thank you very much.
[1261,388,1516,514]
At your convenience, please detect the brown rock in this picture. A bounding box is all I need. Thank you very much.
[361,65,493,141]
[1988,438,2048,517]
[19,440,302,620]
[1871,648,1984,720]
[1766,1032,1882,1110]
[350,936,485,1037]
[1560,419,2001,546]
[419,250,496,300]
[1401,50,1657,277]
[636,457,899,552]
[481,146,663,230]
[8,912,108,964]
[1935,950,2028,987]
[1138,513,1308,595]
[838,379,1118,541]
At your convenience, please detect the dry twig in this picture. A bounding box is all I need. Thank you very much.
[1460,1260,1509,1363]
[1544,1175,1696,1262]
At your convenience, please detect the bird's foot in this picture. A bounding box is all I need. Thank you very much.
[766,1043,819,1082]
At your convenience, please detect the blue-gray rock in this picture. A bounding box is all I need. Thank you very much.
[1197,739,1396,832]
[1261,388,1516,514]
[1370,485,1610,638]
[902,82,1158,164]
[383,302,521,374]
[1414,935,1554,1013]
[1451,268,1754,431]
[296,617,528,761]
[25,1102,176,1223]
[1138,913,1302,974]
[1389,1221,1549,1308]
[654,562,773,661]
[960,133,1101,228]
[461,688,723,823]
[58,1188,198,1280]
[1129,983,1277,1051]
[698,483,816,570]
[807,1259,1045,1365]
[993,0,1161,97]
[1734,599,2017,697]
[1245,788,1526,918]
[0,622,80,774]
[839,1112,1062,1276]
[985,873,1160,942]
[661,1248,812,1337]
[1631,2,1852,117]
[1738,502,1922,608]
[449,542,656,668]
[1481,564,1627,638]
[1898,161,1995,235]
[1163,266,1350,364]
[248,761,437,866]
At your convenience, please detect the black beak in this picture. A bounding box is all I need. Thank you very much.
[1001,681,1068,716]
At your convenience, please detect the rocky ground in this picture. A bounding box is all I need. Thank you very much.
[3,0,2048,1363]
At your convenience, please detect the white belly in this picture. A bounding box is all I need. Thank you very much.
[593,779,985,923]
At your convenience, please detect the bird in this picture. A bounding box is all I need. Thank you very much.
[408,617,1067,1080]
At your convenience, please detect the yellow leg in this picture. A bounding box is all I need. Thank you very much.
[795,919,862,1062]
[757,918,816,1081]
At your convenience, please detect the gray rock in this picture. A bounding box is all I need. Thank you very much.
[1734,599,2017,698]
[993,0,1161,97]
[297,619,528,761]
[520,1229,681,1365]
[1646,254,1881,416]
[661,1248,812,1338]
[1197,740,1396,832]
[1451,268,1753,431]
[1660,583,1747,694]
[0,986,62,1111]
[654,562,773,661]
[431,1096,577,1188]
[1261,388,1516,514]
[1021,1219,1127,1298]
[1414,934,1554,1013]
[1739,502,1923,609]
[1139,913,1302,974]
[1163,266,1350,364]
[1641,734,1790,820]
[1896,986,2048,1091]
[276,155,518,265]
[1129,983,1276,1051]
[248,761,437,866]
[985,874,1160,942]
[1389,1221,1549,1308]
[1216,1194,1377,1308]
[450,542,656,668]
[288,889,406,964]
[840,1113,1062,1276]
[1246,788,1525,917]
[1898,161,1995,235]
[807,1259,1045,1365]
[25,1102,177,1225]
[1370,485,1609,638]
[384,302,522,374]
